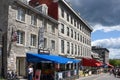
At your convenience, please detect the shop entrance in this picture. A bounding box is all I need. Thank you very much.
[16,57,26,76]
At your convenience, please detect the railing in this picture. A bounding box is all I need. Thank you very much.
[54,69,79,80]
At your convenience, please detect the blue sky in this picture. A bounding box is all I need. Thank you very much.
[66,0,120,59]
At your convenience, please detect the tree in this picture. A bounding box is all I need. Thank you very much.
[109,59,120,67]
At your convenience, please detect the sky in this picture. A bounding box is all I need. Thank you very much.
[66,0,120,59]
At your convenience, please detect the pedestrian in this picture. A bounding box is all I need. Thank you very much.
[28,64,34,80]
[109,68,113,75]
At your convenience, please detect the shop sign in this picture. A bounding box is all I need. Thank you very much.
[35,69,41,80]
[74,70,77,75]
[58,72,63,79]
[67,71,70,77]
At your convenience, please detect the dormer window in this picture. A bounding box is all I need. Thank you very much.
[35,4,48,15]
[42,4,48,15]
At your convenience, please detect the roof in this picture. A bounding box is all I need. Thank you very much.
[15,0,59,24]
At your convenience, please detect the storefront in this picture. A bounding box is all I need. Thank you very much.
[26,53,80,80]
[82,58,103,67]
[81,58,103,75]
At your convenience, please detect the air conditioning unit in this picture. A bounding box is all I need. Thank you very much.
[35,4,48,15]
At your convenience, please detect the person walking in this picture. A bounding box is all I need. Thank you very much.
[109,68,113,75]
[28,64,34,80]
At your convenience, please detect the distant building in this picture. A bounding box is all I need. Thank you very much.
[91,52,99,60]
[92,46,109,64]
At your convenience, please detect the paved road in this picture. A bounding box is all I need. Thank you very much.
[77,73,120,80]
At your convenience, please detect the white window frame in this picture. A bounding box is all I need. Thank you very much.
[67,13,69,21]
[44,38,47,48]
[30,34,36,46]
[17,30,25,45]
[17,7,25,22]
[51,40,55,50]
[67,27,69,36]
[61,24,64,34]
[61,8,64,18]
[51,25,55,33]
[31,14,37,26]
[67,42,70,54]
[71,43,73,54]
[71,29,73,38]
[61,40,64,53]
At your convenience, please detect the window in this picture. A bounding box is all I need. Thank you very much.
[61,8,64,18]
[61,40,64,53]
[67,13,69,21]
[61,24,64,34]
[78,33,79,41]
[43,21,47,31]
[75,32,76,40]
[80,35,82,42]
[51,40,55,50]
[83,37,84,43]
[71,17,73,24]
[30,34,36,46]
[44,38,47,48]
[80,24,82,30]
[17,30,25,44]
[17,8,25,21]
[74,20,76,27]
[75,45,77,54]
[71,43,73,54]
[67,27,69,36]
[77,22,79,29]
[51,25,55,33]
[71,29,73,38]
[31,14,37,25]
[42,4,48,14]
[67,42,70,54]
[78,46,80,55]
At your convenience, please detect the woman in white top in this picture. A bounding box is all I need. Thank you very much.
[28,64,33,80]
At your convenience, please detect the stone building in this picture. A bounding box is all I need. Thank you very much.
[30,0,93,59]
[0,0,58,77]
[0,0,93,78]
[92,46,109,64]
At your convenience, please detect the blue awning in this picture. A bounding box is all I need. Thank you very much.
[26,53,80,64]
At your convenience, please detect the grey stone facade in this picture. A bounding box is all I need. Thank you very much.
[0,0,58,77]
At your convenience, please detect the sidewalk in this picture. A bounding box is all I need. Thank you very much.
[76,73,105,80]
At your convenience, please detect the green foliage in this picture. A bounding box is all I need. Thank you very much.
[109,59,120,67]
[0,78,5,80]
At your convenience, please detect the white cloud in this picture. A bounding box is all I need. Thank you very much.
[92,38,120,48]
[92,38,120,59]
[108,48,120,59]
[93,24,120,32]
